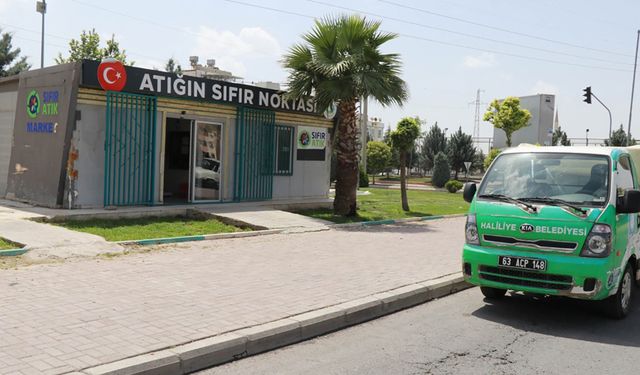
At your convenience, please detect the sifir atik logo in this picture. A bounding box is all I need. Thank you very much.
[97,59,127,91]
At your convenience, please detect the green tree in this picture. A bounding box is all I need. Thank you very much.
[283,15,407,216]
[56,29,131,64]
[383,127,400,176]
[605,124,637,146]
[483,97,532,147]
[165,57,182,74]
[390,117,421,211]
[0,28,29,77]
[419,122,447,172]
[484,148,501,170]
[432,152,451,188]
[472,149,486,174]
[366,141,392,184]
[447,126,476,180]
[552,126,571,146]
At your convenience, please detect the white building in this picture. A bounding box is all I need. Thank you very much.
[492,94,555,148]
[182,57,241,82]
[368,117,385,142]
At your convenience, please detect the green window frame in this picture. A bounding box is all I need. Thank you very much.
[274,125,294,176]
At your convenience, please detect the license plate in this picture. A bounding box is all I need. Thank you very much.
[498,256,547,271]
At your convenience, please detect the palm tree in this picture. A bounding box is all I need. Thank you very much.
[283,15,408,216]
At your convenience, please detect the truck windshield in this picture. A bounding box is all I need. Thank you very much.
[478,153,610,207]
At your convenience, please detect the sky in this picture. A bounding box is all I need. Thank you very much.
[2,0,640,148]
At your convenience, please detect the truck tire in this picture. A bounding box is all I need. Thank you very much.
[604,264,634,319]
[481,286,507,299]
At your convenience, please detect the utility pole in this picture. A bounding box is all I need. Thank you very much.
[470,89,486,147]
[36,0,47,69]
[628,30,640,146]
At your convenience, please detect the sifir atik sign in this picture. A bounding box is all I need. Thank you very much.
[81,60,319,115]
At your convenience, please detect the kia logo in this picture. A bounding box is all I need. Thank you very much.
[97,59,127,92]
[520,223,534,233]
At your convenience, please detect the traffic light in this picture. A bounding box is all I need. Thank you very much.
[583,86,592,104]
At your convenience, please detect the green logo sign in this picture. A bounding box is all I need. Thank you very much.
[27,90,40,118]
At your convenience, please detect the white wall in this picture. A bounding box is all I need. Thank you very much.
[73,103,162,208]
[272,125,331,200]
[0,91,17,196]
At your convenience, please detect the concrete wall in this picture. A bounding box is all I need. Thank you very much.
[0,78,18,196]
[5,63,79,207]
[272,124,331,200]
[493,94,555,148]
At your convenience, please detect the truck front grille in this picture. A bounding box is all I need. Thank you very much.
[483,234,577,251]
[478,265,573,291]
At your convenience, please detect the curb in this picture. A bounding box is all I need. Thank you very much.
[0,247,28,257]
[329,213,467,229]
[115,229,284,246]
[77,273,472,375]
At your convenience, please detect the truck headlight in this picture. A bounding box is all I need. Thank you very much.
[465,214,479,245]
[580,224,611,258]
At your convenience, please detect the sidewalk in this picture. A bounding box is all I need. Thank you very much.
[0,199,331,260]
[0,217,467,375]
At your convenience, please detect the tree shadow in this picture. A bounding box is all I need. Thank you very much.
[471,290,640,348]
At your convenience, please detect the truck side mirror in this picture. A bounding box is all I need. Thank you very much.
[617,189,640,214]
[463,183,477,203]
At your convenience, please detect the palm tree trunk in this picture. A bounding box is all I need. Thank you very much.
[400,151,409,211]
[333,98,359,216]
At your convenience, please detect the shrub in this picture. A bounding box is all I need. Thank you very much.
[445,180,463,193]
[432,152,451,188]
[359,164,369,187]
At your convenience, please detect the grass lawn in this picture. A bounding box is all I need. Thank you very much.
[56,216,248,242]
[0,238,19,250]
[297,187,469,224]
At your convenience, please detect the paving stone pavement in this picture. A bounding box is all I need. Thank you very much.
[0,217,465,375]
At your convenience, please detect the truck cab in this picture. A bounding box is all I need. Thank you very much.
[462,146,640,318]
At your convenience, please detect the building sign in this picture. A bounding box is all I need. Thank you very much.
[297,126,328,149]
[296,126,328,161]
[81,60,320,116]
[97,59,127,92]
[25,89,59,133]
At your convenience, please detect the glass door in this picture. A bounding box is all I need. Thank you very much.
[190,121,223,202]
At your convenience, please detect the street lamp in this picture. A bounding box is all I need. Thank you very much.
[586,129,590,146]
[36,0,46,69]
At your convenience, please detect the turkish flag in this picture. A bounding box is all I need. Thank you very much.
[97,60,127,92]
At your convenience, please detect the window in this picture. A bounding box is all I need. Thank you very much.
[274,125,294,175]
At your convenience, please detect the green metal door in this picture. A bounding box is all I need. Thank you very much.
[104,92,157,206]
[234,107,275,201]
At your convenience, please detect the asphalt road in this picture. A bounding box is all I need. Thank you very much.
[199,287,640,375]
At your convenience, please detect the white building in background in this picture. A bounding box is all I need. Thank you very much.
[492,94,555,148]
[182,57,241,82]
[368,117,385,142]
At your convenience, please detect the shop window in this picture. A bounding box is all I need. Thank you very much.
[275,125,294,175]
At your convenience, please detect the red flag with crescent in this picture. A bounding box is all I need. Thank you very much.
[97,59,127,92]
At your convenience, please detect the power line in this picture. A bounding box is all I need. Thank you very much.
[221,0,632,73]
[377,0,633,58]
[306,0,633,67]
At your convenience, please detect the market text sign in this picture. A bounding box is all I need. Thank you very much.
[81,60,319,115]
[26,89,60,134]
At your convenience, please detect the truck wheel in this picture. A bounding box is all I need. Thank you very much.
[604,264,634,319]
[481,286,507,299]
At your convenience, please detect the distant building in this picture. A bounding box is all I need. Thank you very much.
[492,94,555,148]
[253,81,281,91]
[368,117,385,142]
[182,57,241,82]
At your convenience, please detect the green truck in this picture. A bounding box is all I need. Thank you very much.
[462,146,640,318]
